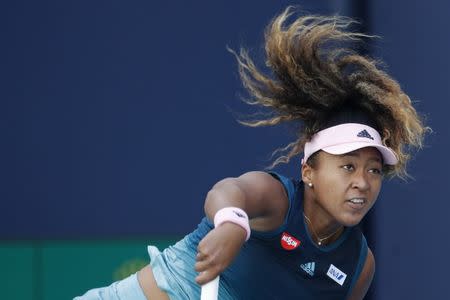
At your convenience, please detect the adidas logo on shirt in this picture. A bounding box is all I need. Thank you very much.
[357,129,374,140]
[300,262,315,276]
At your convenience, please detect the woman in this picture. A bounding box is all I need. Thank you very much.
[76,7,427,300]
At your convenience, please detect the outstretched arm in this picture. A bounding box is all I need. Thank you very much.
[195,171,289,285]
[204,171,289,231]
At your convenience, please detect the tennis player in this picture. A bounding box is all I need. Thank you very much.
[75,7,427,300]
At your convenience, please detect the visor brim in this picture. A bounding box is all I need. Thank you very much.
[322,142,398,165]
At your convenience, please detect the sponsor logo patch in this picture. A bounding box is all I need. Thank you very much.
[300,262,315,276]
[280,232,301,250]
[327,264,347,286]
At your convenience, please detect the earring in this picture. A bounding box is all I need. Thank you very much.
[308,182,313,188]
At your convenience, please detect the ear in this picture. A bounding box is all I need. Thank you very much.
[301,162,314,184]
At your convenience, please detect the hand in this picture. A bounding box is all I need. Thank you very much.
[195,222,247,285]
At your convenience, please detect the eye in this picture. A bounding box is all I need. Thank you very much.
[342,164,354,171]
[369,168,382,175]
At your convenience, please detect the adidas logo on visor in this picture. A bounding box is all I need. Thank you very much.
[357,129,374,140]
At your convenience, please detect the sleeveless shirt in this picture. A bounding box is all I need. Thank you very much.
[186,173,368,300]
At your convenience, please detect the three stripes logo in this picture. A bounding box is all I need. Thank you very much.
[300,262,315,276]
[357,129,374,140]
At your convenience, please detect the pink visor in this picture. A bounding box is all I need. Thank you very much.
[302,123,398,165]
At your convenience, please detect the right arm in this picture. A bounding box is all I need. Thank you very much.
[195,171,289,284]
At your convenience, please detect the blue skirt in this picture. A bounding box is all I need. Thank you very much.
[73,273,146,300]
[74,236,232,299]
[148,236,232,299]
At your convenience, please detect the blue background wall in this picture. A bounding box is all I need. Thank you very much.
[2,0,349,238]
[369,1,450,299]
[2,1,449,299]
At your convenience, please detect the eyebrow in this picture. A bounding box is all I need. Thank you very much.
[340,151,382,163]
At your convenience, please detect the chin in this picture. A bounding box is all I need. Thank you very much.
[339,213,365,227]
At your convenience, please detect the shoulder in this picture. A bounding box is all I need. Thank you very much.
[224,171,289,198]
[347,247,375,300]
[234,171,291,231]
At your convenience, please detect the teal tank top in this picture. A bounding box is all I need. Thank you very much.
[187,173,368,299]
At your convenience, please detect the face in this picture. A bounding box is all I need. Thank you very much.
[302,147,383,227]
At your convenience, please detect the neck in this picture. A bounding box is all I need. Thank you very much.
[303,186,344,245]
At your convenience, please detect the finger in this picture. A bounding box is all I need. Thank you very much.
[196,251,207,261]
[196,269,219,286]
[195,254,215,272]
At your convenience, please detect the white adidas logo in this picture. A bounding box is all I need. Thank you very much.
[300,262,315,276]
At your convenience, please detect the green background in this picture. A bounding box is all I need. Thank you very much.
[0,238,178,300]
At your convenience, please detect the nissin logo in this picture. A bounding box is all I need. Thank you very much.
[327,264,347,286]
[280,232,301,250]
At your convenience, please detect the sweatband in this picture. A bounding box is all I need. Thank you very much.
[213,207,251,241]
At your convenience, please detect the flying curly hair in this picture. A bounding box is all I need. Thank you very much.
[230,6,428,179]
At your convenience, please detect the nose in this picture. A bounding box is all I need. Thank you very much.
[351,169,370,191]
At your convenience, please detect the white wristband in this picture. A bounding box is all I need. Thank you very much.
[213,207,251,241]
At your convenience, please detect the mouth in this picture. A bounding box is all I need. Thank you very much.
[346,198,367,210]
